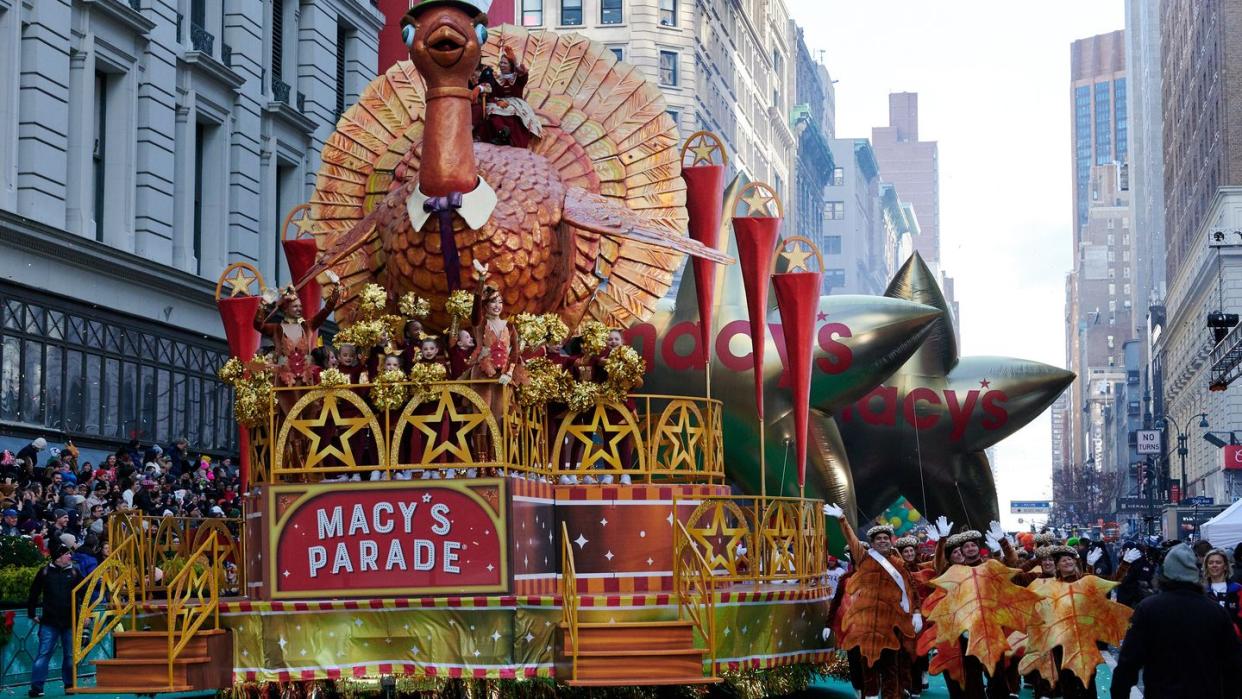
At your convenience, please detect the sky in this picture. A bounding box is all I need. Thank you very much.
[786,0,1125,529]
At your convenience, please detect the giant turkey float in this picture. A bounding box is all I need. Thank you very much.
[67,1,1073,695]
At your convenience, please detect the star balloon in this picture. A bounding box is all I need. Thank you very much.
[629,178,941,521]
[834,253,1074,527]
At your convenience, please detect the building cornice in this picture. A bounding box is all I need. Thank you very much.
[82,0,157,36]
[0,210,217,309]
[337,0,388,33]
[180,50,247,92]
[264,100,318,136]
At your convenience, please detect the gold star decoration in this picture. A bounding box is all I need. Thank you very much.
[688,501,751,575]
[681,130,727,168]
[761,503,799,576]
[655,403,705,472]
[736,181,782,218]
[780,243,814,273]
[565,403,641,471]
[287,393,374,470]
[285,203,315,240]
[401,387,488,464]
[225,267,259,297]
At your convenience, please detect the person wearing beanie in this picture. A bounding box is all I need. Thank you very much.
[1112,543,1242,698]
[15,437,47,472]
[26,541,84,697]
[823,503,921,699]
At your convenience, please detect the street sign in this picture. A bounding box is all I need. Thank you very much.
[1184,495,1215,506]
[1010,500,1052,514]
[1225,444,1242,470]
[1115,496,1149,514]
[1171,481,1181,503]
[1135,430,1162,454]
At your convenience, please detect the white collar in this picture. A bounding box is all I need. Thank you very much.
[406,177,497,231]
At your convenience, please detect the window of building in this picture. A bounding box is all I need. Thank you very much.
[1094,81,1112,164]
[272,0,286,84]
[659,0,676,26]
[659,51,678,86]
[609,46,624,62]
[335,24,352,119]
[1108,283,1115,296]
[92,72,109,243]
[601,0,623,25]
[830,167,844,186]
[826,201,845,220]
[560,0,582,26]
[1114,78,1128,162]
[194,123,206,275]
[666,110,679,130]
[824,235,842,255]
[274,162,299,286]
[522,0,543,27]
[825,268,846,288]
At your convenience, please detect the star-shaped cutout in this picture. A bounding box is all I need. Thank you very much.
[491,631,502,642]
[288,393,374,470]
[278,636,288,652]
[816,311,828,321]
[473,649,481,658]
[599,517,608,527]
[979,378,991,389]
[524,633,535,643]
[574,534,588,549]
[403,389,488,462]
[684,132,725,167]
[224,266,259,298]
[422,493,433,503]
[688,502,748,573]
[743,190,776,217]
[604,550,614,561]
[565,404,638,470]
[780,242,814,272]
[286,203,315,239]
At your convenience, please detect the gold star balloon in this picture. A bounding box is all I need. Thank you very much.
[834,253,1074,527]
[628,178,941,521]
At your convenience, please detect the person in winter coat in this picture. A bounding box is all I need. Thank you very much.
[1231,542,1242,585]
[1205,548,1242,636]
[15,438,47,472]
[1111,543,1242,699]
[26,541,85,697]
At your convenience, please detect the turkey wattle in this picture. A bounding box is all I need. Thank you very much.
[303,3,731,328]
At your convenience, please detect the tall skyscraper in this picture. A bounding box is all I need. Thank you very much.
[871,93,940,267]
[1062,30,1134,519]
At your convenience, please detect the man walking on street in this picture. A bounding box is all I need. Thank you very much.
[1111,543,1242,698]
[26,541,84,697]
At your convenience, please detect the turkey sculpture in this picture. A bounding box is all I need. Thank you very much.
[301,0,730,328]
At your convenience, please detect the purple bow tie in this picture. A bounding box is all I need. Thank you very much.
[423,193,464,214]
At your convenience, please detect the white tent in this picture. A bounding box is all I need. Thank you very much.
[1201,498,1242,551]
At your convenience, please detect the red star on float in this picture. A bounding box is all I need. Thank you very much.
[979,379,991,389]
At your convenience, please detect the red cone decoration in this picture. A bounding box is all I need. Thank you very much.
[773,270,822,488]
[283,237,322,318]
[217,295,262,362]
[683,164,726,360]
[732,216,781,417]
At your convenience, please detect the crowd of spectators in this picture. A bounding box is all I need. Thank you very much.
[0,435,242,563]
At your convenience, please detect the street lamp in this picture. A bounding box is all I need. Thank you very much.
[1157,412,1209,502]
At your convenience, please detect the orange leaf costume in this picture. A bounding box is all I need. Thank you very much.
[923,559,1041,673]
[1018,576,1133,686]
[916,587,967,684]
[836,521,918,667]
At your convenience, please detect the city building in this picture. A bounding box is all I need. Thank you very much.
[1157,187,1242,504]
[499,0,796,194]
[1160,0,1242,287]
[871,93,939,268]
[0,0,383,457]
[819,138,916,295]
[1125,0,1165,321]
[1061,31,1134,517]
[790,26,835,265]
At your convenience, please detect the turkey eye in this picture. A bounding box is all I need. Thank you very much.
[475,25,488,47]
[402,24,415,47]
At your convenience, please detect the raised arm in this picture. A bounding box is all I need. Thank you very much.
[823,503,865,563]
[308,285,342,330]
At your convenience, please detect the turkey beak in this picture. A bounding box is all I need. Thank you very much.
[426,24,467,68]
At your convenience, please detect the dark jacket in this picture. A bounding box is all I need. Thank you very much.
[1111,581,1242,699]
[27,561,85,629]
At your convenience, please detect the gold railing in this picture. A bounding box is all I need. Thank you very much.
[165,530,223,689]
[560,522,580,683]
[256,380,723,484]
[108,511,245,599]
[72,531,142,689]
[673,495,828,589]
[673,520,717,677]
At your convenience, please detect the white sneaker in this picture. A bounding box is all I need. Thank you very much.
[465,468,478,478]
[583,475,597,484]
[444,468,457,479]
[599,474,614,484]
[620,474,632,485]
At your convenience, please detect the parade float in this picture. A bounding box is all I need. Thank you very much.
[65,1,1073,695]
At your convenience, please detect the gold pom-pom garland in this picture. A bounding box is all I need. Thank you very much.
[368,369,408,412]
[446,290,474,320]
[357,283,388,320]
[218,357,244,384]
[333,319,385,351]
[542,314,569,345]
[399,292,430,320]
[514,313,545,349]
[602,345,645,400]
[566,380,601,413]
[578,320,610,356]
[318,367,348,388]
[517,357,572,407]
[233,372,275,428]
[407,362,447,402]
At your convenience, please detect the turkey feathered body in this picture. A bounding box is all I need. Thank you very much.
[377,144,572,320]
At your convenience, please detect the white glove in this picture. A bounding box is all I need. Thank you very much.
[822,503,845,519]
[925,525,941,543]
[736,542,748,557]
[912,613,924,634]
[985,535,1000,552]
[935,516,953,538]
[987,521,1006,543]
[498,373,512,386]
[822,626,832,641]
[1123,547,1142,564]
[1087,547,1103,567]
